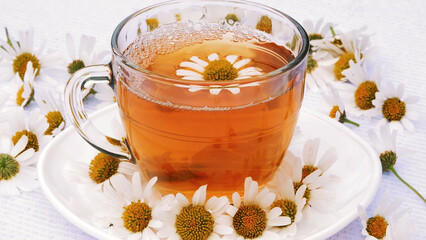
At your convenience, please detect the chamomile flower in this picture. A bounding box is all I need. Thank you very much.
[6,62,36,107]
[371,83,420,133]
[157,185,233,240]
[65,151,137,192]
[338,60,383,117]
[312,26,375,81]
[3,108,51,164]
[0,28,62,84]
[268,178,306,238]
[94,82,116,109]
[302,18,333,51]
[94,172,165,240]
[35,90,65,136]
[0,135,38,195]
[305,50,338,91]
[321,85,360,127]
[65,34,109,75]
[280,152,336,214]
[224,177,291,240]
[358,190,401,240]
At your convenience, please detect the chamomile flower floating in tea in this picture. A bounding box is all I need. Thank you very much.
[0,28,61,84]
[3,108,51,164]
[338,60,383,118]
[368,125,425,203]
[65,151,138,192]
[224,177,291,240]
[158,185,233,240]
[371,83,420,133]
[321,85,360,127]
[35,91,65,136]
[358,190,402,240]
[0,135,38,195]
[6,62,36,107]
[268,178,306,238]
[93,173,165,240]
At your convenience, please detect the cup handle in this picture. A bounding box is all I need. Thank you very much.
[64,63,131,160]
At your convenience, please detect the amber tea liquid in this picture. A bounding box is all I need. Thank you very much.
[116,22,305,198]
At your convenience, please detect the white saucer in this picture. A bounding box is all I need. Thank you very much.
[38,104,381,240]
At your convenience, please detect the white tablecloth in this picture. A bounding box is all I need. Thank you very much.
[0,0,425,239]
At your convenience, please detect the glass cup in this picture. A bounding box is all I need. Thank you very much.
[64,0,308,198]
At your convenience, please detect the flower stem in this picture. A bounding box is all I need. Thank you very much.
[344,118,360,127]
[390,166,426,204]
[330,26,337,37]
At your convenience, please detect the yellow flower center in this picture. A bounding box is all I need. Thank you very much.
[294,182,311,203]
[175,204,214,240]
[379,151,397,172]
[382,97,406,121]
[67,59,85,74]
[329,105,341,118]
[307,56,318,74]
[12,130,39,152]
[302,165,318,180]
[309,33,323,41]
[225,13,240,24]
[233,204,267,239]
[256,15,272,34]
[16,85,34,107]
[122,200,152,233]
[366,215,388,239]
[203,59,238,81]
[270,199,297,225]
[334,52,356,80]
[13,52,41,80]
[175,14,182,22]
[0,153,20,180]
[45,111,65,135]
[88,152,120,183]
[354,81,378,110]
[146,18,159,31]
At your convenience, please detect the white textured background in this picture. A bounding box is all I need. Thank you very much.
[0,0,425,239]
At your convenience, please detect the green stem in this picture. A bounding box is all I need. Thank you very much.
[330,26,337,37]
[390,166,426,204]
[344,118,360,127]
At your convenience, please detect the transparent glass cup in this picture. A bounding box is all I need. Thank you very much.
[64,0,309,198]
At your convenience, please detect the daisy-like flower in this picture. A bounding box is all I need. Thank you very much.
[279,152,336,214]
[305,50,338,92]
[338,60,383,117]
[65,151,137,192]
[368,125,425,203]
[0,134,38,195]
[176,53,262,95]
[6,61,37,107]
[321,85,360,127]
[268,178,306,238]
[358,190,402,240]
[371,83,420,133]
[302,18,333,52]
[223,177,291,240]
[35,90,65,136]
[157,185,233,240]
[0,28,62,84]
[312,26,375,81]
[65,34,109,75]
[94,172,165,240]
[2,107,51,163]
[94,82,116,109]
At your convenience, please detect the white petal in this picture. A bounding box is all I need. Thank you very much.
[225,55,238,64]
[176,69,203,78]
[225,86,240,94]
[192,185,207,205]
[233,59,250,69]
[208,53,219,61]
[190,56,208,67]
[10,135,28,157]
[180,61,205,73]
